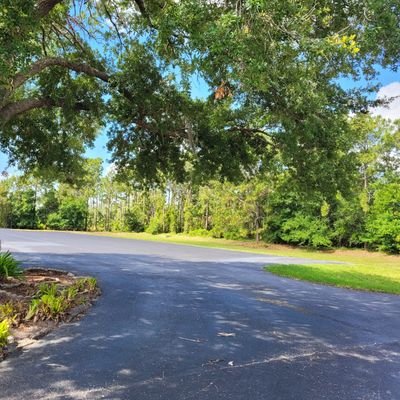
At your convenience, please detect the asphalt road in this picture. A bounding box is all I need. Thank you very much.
[0,229,399,400]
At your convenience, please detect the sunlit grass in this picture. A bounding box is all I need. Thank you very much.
[266,263,400,294]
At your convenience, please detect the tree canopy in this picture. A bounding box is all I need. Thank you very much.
[1,114,400,253]
[1,0,399,188]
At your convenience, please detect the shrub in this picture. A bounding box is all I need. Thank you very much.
[0,302,25,327]
[188,228,211,237]
[365,184,400,253]
[84,277,98,293]
[9,189,37,229]
[26,294,68,321]
[27,283,68,321]
[123,204,147,232]
[26,278,98,321]
[0,251,22,278]
[62,286,78,301]
[210,228,223,238]
[0,320,9,347]
[46,198,87,231]
[145,215,164,234]
[0,303,18,326]
[46,212,64,230]
[74,277,98,293]
[36,282,58,297]
[223,227,249,240]
[280,214,332,248]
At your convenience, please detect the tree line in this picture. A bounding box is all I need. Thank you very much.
[1,115,399,253]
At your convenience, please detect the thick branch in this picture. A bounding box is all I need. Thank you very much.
[37,0,64,18]
[133,0,149,19]
[13,57,110,91]
[3,57,135,121]
[133,0,154,27]
[0,97,90,125]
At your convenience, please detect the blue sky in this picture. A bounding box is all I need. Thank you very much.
[1,67,399,174]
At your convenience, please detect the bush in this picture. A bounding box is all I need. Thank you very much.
[125,210,145,232]
[26,278,98,321]
[62,286,78,301]
[74,277,98,293]
[46,212,64,230]
[0,302,24,327]
[146,215,164,234]
[36,283,58,297]
[46,198,87,231]
[28,283,67,321]
[0,303,18,326]
[27,294,68,321]
[0,320,9,347]
[188,228,211,237]
[365,184,400,253]
[280,214,332,248]
[9,189,37,229]
[223,227,249,240]
[210,228,223,238]
[0,251,22,278]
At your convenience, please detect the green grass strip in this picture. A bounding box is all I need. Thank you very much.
[266,264,400,295]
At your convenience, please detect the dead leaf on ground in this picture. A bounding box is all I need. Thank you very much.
[217,332,236,337]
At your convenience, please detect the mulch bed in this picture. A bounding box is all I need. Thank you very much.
[0,268,100,361]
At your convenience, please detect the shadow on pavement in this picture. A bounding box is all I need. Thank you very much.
[0,250,399,400]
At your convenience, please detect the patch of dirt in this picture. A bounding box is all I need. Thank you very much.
[0,268,100,361]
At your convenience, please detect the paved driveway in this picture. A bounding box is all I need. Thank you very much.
[0,229,399,400]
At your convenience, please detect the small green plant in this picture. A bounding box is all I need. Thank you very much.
[26,293,68,321]
[0,251,22,278]
[0,320,10,347]
[36,282,58,297]
[62,286,78,301]
[75,277,98,293]
[0,303,18,326]
[42,294,67,317]
[27,284,69,321]
[84,277,98,292]
[73,278,86,292]
[26,276,98,322]
[26,299,40,321]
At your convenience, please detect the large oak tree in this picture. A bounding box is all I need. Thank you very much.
[1,0,399,189]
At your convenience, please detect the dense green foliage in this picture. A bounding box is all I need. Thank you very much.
[365,184,400,253]
[0,173,398,252]
[0,0,400,188]
[0,2,399,253]
[1,113,399,253]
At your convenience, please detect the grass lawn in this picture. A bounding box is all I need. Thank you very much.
[79,231,400,294]
[266,264,400,295]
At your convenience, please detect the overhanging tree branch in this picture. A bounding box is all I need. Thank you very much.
[37,0,64,18]
[2,56,135,121]
[133,0,152,25]
[12,57,110,91]
[0,97,90,125]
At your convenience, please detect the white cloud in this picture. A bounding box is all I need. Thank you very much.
[371,82,400,120]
